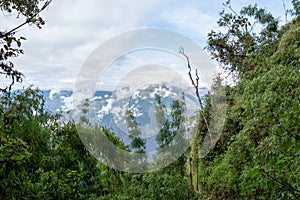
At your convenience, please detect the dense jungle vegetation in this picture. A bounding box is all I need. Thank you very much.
[1,0,299,199]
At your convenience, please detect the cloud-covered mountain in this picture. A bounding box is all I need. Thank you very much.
[38,84,208,152]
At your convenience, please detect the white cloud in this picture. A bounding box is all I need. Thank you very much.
[2,0,288,90]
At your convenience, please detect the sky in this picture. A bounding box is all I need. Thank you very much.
[2,0,293,91]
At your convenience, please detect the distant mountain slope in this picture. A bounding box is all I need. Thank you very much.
[34,85,208,152]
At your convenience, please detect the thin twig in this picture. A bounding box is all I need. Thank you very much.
[282,0,288,23]
[222,0,238,16]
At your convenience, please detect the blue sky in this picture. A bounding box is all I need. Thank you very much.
[2,0,293,90]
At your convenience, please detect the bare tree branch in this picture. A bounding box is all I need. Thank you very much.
[282,0,288,23]
[179,47,212,147]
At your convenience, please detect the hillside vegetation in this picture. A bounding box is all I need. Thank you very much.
[1,0,299,199]
[191,15,300,199]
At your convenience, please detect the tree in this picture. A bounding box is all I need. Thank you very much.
[125,109,146,154]
[155,94,173,147]
[155,94,187,176]
[0,87,129,199]
[0,0,52,92]
[206,0,279,77]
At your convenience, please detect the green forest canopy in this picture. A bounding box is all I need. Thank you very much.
[0,0,299,199]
